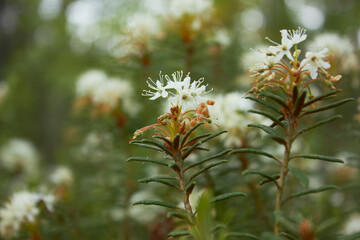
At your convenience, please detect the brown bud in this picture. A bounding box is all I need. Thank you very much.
[299,220,315,240]
[206,100,215,106]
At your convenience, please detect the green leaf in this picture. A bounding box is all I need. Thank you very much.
[248,109,285,127]
[167,230,191,238]
[303,98,354,114]
[303,89,341,107]
[289,167,309,188]
[227,232,262,240]
[259,175,280,185]
[242,169,279,184]
[152,135,172,147]
[280,232,298,240]
[181,141,202,159]
[133,200,178,209]
[138,176,178,190]
[258,91,289,110]
[283,185,338,204]
[292,86,298,104]
[185,149,231,171]
[180,122,204,147]
[296,115,342,136]
[129,142,162,151]
[248,124,286,144]
[127,157,168,167]
[184,133,211,146]
[199,130,227,144]
[138,139,174,156]
[246,95,280,113]
[186,181,196,196]
[167,212,190,222]
[230,148,279,162]
[292,154,344,163]
[212,192,247,203]
[188,160,228,183]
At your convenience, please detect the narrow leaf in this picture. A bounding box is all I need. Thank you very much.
[181,142,202,159]
[139,176,179,190]
[129,142,162,151]
[258,91,290,110]
[303,89,341,107]
[167,212,190,222]
[248,109,285,127]
[185,149,231,171]
[260,175,280,185]
[173,133,180,150]
[292,85,298,104]
[188,160,227,183]
[230,148,279,162]
[186,181,196,196]
[212,192,247,203]
[242,169,278,183]
[184,133,211,147]
[280,232,298,240]
[246,95,280,113]
[283,185,338,204]
[127,157,168,167]
[303,98,354,114]
[297,115,342,136]
[139,139,174,156]
[248,124,285,143]
[153,135,172,148]
[167,230,191,238]
[227,232,262,240]
[199,130,227,144]
[289,167,309,188]
[292,154,344,163]
[133,200,178,209]
[180,122,204,147]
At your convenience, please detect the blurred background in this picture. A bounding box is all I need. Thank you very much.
[0,0,359,239]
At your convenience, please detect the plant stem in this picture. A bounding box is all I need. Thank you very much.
[274,116,294,235]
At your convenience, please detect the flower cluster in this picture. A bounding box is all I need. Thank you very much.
[0,191,55,238]
[50,166,73,186]
[0,139,39,176]
[143,71,211,110]
[75,69,138,116]
[211,92,268,147]
[249,27,341,93]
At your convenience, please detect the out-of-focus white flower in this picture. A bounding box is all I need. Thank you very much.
[125,12,161,41]
[212,28,231,47]
[248,48,278,75]
[308,33,359,73]
[92,78,133,109]
[0,139,39,176]
[143,71,211,110]
[343,214,360,235]
[78,131,113,162]
[50,166,73,186]
[168,0,212,19]
[0,191,55,237]
[211,92,268,147]
[300,48,331,79]
[75,70,107,98]
[0,82,9,104]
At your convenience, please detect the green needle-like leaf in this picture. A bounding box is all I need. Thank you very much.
[188,160,228,183]
[127,157,169,167]
[283,185,339,204]
[129,142,162,151]
[303,98,354,114]
[227,232,262,240]
[291,154,344,163]
[139,176,179,190]
[230,148,279,163]
[185,149,231,171]
[180,122,204,147]
[303,89,341,107]
[246,95,280,113]
[258,91,290,110]
[212,192,247,203]
[133,200,179,209]
[248,124,286,144]
[248,109,285,127]
[167,230,191,238]
[296,115,342,137]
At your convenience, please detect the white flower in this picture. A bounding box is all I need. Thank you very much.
[283,27,307,45]
[78,131,113,162]
[92,77,134,111]
[268,29,294,61]
[168,0,212,19]
[300,48,331,79]
[143,71,211,110]
[343,214,360,235]
[0,191,55,237]
[0,139,39,176]
[75,70,107,97]
[211,92,269,147]
[125,12,161,40]
[50,166,73,186]
[248,48,278,74]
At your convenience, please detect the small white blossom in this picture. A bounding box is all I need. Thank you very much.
[75,70,107,98]
[125,12,161,41]
[283,27,307,45]
[268,29,294,61]
[168,0,212,19]
[143,71,211,110]
[343,214,360,235]
[0,191,55,237]
[248,48,278,75]
[50,166,73,186]
[300,48,331,79]
[0,139,39,176]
